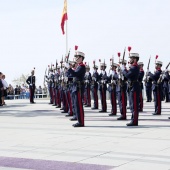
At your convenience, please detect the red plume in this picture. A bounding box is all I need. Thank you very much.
[93,60,95,64]
[52,64,54,66]
[156,55,158,59]
[34,67,35,69]
[84,62,87,65]
[75,45,78,51]
[48,65,50,67]
[128,46,131,52]
[99,59,101,62]
[117,52,121,57]
[110,58,112,61]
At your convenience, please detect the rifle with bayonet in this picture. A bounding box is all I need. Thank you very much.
[119,47,126,86]
[157,62,170,84]
[145,56,151,83]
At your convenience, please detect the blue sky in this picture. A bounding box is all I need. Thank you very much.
[0,0,170,86]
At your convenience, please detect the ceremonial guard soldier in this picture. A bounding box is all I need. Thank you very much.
[117,59,128,120]
[61,63,69,113]
[91,61,99,109]
[55,65,61,108]
[84,64,92,107]
[108,59,118,116]
[147,60,163,115]
[138,62,144,112]
[162,69,170,102]
[26,69,36,104]
[65,51,86,127]
[98,61,107,112]
[144,75,152,102]
[122,53,140,126]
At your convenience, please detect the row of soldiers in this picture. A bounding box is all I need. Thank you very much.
[45,51,170,127]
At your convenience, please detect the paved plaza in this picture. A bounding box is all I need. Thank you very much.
[0,99,170,170]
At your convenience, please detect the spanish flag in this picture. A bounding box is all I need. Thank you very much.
[61,0,68,35]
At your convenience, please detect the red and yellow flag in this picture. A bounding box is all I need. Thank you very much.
[61,0,68,35]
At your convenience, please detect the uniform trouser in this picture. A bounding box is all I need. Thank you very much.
[29,86,35,103]
[49,87,53,103]
[66,90,73,116]
[84,86,91,106]
[99,88,107,111]
[71,91,76,118]
[153,88,161,114]
[56,88,61,107]
[117,90,127,118]
[163,87,169,102]
[63,90,68,112]
[109,88,117,115]
[129,90,139,123]
[139,90,143,111]
[73,90,84,126]
[146,87,152,101]
[91,87,98,108]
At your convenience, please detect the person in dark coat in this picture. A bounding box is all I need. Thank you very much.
[26,69,36,104]
[65,51,86,127]
[122,53,140,126]
[147,61,163,115]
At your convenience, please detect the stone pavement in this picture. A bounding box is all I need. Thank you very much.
[0,99,170,170]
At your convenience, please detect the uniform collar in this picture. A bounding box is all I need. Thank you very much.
[132,62,138,66]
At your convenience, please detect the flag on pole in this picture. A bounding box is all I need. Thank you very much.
[61,0,68,35]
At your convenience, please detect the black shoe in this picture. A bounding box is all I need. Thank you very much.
[49,103,53,104]
[139,109,143,112]
[99,110,107,113]
[70,117,77,121]
[60,108,64,110]
[117,116,126,120]
[126,121,138,126]
[52,104,56,106]
[0,104,3,106]
[61,111,67,113]
[91,107,98,110]
[108,113,116,116]
[30,102,36,104]
[152,112,161,115]
[84,105,91,107]
[56,105,61,108]
[65,114,72,117]
[72,123,84,127]
[168,117,170,119]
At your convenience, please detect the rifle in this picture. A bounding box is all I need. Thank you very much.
[44,68,47,85]
[56,59,58,69]
[65,48,71,63]
[157,62,170,84]
[145,56,151,82]
[120,47,126,82]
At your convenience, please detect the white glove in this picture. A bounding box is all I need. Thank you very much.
[102,70,105,74]
[111,70,115,76]
[64,62,70,69]
[30,84,32,86]
[121,65,125,71]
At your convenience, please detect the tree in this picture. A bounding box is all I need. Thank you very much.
[12,74,29,86]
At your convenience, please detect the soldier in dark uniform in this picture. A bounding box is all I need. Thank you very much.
[91,63,99,109]
[162,70,170,102]
[65,51,86,127]
[117,59,128,120]
[138,62,145,112]
[98,62,108,112]
[122,53,140,126]
[55,66,61,108]
[108,61,118,116]
[147,61,163,115]
[84,64,92,107]
[26,69,36,104]
[144,75,152,102]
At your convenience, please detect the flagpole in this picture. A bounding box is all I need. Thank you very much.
[66,20,68,55]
